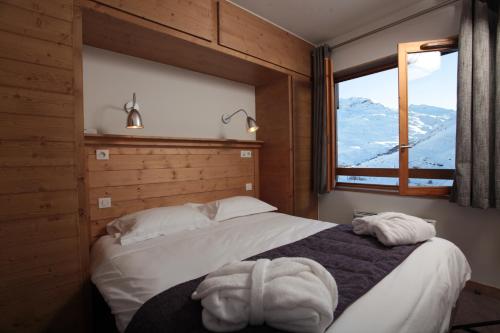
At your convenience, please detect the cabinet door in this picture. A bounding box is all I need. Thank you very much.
[218,1,312,76]
[95,0,214,41]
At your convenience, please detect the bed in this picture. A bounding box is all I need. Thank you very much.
[91,211,471,333]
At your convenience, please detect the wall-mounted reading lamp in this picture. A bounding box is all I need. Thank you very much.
[123,92,144,129]
[221,109,259,133]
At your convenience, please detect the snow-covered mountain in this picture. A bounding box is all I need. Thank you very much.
[337,97,456,185]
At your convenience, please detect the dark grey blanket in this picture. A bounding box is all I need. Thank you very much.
[126,224,423,333]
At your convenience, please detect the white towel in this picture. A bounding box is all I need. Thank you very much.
[191,257,338,333]
[352,212,436,246]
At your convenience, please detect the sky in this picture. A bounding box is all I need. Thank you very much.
[339,51,457,110]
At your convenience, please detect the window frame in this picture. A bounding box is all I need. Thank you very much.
[333,38,458,196]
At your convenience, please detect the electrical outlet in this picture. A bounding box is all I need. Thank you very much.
[98,197,112,209]
[96,149,109,160]
[245,183,253,191]
[240,150,252,158]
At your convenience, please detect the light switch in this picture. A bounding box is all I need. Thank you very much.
[245,183,253,191]
[96,149,109,160]
[98,197,112,209]
[240,150,252,158]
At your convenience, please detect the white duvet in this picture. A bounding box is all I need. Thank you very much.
[91,212,471,333]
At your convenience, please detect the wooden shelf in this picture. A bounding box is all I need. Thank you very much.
[84,134,264,148]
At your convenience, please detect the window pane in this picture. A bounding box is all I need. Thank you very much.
[337,175,398,186]
[409,178,453,187]
[407,51,457,187]
[337,68,399,168]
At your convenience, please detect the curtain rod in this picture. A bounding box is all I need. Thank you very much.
[329,0,460,50]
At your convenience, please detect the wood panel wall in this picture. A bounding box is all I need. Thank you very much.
[256,77,294,214]
[0,1,87,332]
[85,135,262,243]
[293,78,318,219]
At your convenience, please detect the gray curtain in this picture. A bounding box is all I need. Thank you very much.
[312,45,331,194]
[452,0,499,208]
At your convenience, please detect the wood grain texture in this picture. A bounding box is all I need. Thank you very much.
[94,0,214,41]
[86,153,250,170]
[0,166,76,194]
[0,1,86,332]
[0,86,74,118]
[336,167,454,179]
[218,1,313,76]
[0,214,78,248]
[0,58,73,94]
[0,190,78,222]
[73,8,91,329]
[88,176,253,203]
[84,133,263,148]
[0,2,73,45]
[85,135,262,242]
[1,113,75,141]
[256,77,294,214]
[1,0,74,22]
[292,77,318,219]
[0,141,75,167]
[88,164,254,188]
[81,2,286,86]
[0,29,73,70]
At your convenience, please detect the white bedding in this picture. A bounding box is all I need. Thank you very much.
[91,212,471,333]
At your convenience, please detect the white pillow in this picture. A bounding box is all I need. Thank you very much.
[106,205,214,245]
[189,196,277,222]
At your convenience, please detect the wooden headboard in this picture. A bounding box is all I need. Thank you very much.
[85,134,263,244]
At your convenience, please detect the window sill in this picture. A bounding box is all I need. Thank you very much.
[334,182,451,199]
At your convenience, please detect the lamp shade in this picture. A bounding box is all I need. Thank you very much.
[221,108,258,133]
[246,116,259,133]
[126,109,144,128]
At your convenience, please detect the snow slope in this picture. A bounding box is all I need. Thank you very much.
[337,97,456,186]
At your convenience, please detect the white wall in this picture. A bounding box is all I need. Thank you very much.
[323,1,500,289]
[331,1,462,72]
[83,45,256,140]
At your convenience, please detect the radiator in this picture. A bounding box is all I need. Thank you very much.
[353,210,437,226]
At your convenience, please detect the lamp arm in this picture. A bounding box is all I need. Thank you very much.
[124,92,138,114]
[222,108,248,124]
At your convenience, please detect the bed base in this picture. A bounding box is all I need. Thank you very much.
[92,284,119,333]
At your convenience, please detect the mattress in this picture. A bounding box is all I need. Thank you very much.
[91,212,471,333]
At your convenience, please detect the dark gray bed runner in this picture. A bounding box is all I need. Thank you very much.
[126,224,423,333]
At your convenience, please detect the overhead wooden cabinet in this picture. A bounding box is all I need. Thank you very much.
[218,1,313,76]
[94,0,215,41]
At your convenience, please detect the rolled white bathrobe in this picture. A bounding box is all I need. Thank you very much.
[191,257,338,333]
[352,212,436,246]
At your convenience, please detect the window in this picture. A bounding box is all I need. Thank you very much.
[334,39,457,196]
